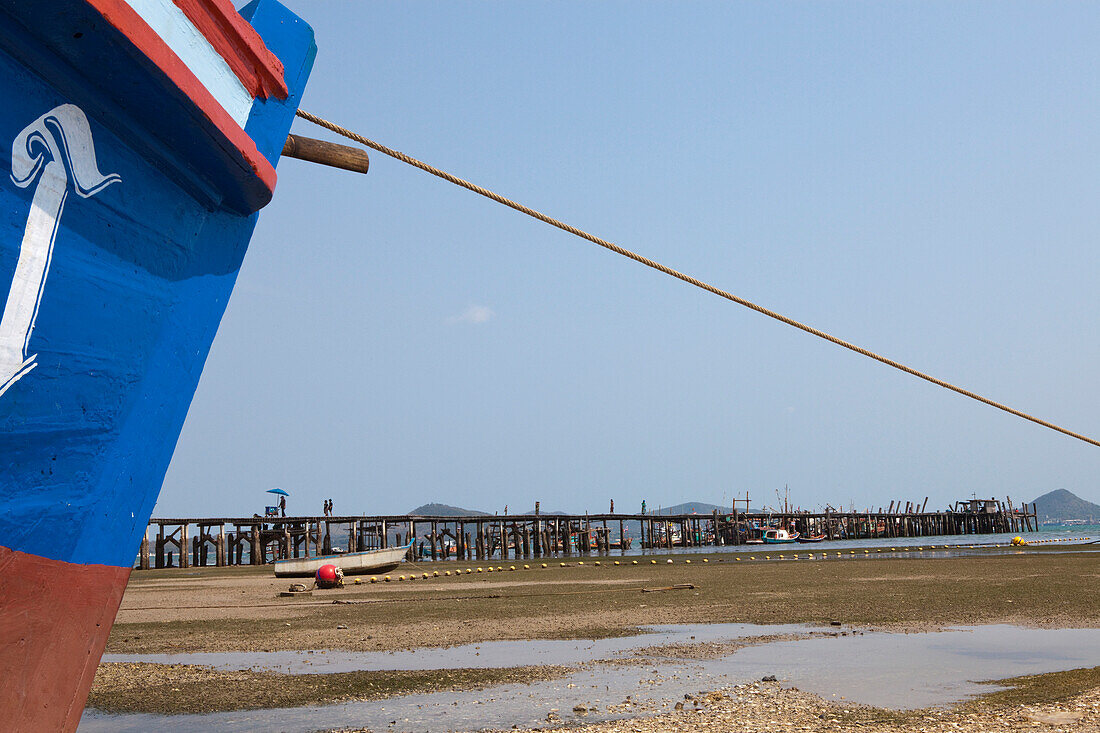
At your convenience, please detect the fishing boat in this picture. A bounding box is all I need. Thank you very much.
[0,1,318,729]
[274,542,413,578]
[610,536,634,550]
[762,528,799,544]
[795,534,827,543]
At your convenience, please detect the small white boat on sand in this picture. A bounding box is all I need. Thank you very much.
[274,542,413,578]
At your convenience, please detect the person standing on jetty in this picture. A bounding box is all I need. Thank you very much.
[641,500,646,515]
[279,495,286,517]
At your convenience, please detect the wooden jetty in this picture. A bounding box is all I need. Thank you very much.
[138,497,1038,570]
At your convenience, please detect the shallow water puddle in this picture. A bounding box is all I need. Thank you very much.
[101,622,810,672]
[710,625,1100,708]
[81,624,1100,732]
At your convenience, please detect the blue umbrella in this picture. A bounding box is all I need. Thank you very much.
[266,488,289,496]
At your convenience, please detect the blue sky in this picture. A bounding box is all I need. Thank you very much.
[156,2,1100,516]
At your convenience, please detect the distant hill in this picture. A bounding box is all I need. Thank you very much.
[409,501,576,512]
[1031,489,1100,523]
[408,503,489,517]
[652,501,728,516]
[408,500,731,517]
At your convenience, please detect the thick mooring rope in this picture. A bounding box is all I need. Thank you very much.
[296,109,1099,449]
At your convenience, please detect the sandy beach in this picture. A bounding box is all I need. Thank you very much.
[88,544,1100,731]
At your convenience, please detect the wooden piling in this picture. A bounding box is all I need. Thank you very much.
[139,498,1040,571]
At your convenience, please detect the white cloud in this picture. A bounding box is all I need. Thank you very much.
[447,305,495,325]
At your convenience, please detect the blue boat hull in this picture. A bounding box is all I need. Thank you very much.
[0,1,315,729]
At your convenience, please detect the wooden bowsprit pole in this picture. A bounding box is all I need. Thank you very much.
[282,134,369,174]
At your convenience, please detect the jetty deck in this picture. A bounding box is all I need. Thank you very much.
[139,498,1037,570]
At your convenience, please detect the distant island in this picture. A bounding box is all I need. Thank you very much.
[408,501,733,517]
[408,503,490,517]
[404,500,734,544]
[408,502,569,517]
[650,501,727,516]
[1030,489,1100,525]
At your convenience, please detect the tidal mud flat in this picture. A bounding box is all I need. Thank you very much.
[85,545,1100,731]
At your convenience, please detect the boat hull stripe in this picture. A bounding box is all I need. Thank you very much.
[83,0,277,197]
[122,0,255,127]
[171,0,288,100]
[0,546,129,733]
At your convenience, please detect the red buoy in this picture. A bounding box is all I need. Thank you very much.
[316,564,338,584]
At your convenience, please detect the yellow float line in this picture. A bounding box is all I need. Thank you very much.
[354,537,1087,582]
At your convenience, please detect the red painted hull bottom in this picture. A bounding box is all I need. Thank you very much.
[0,546,130,733]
